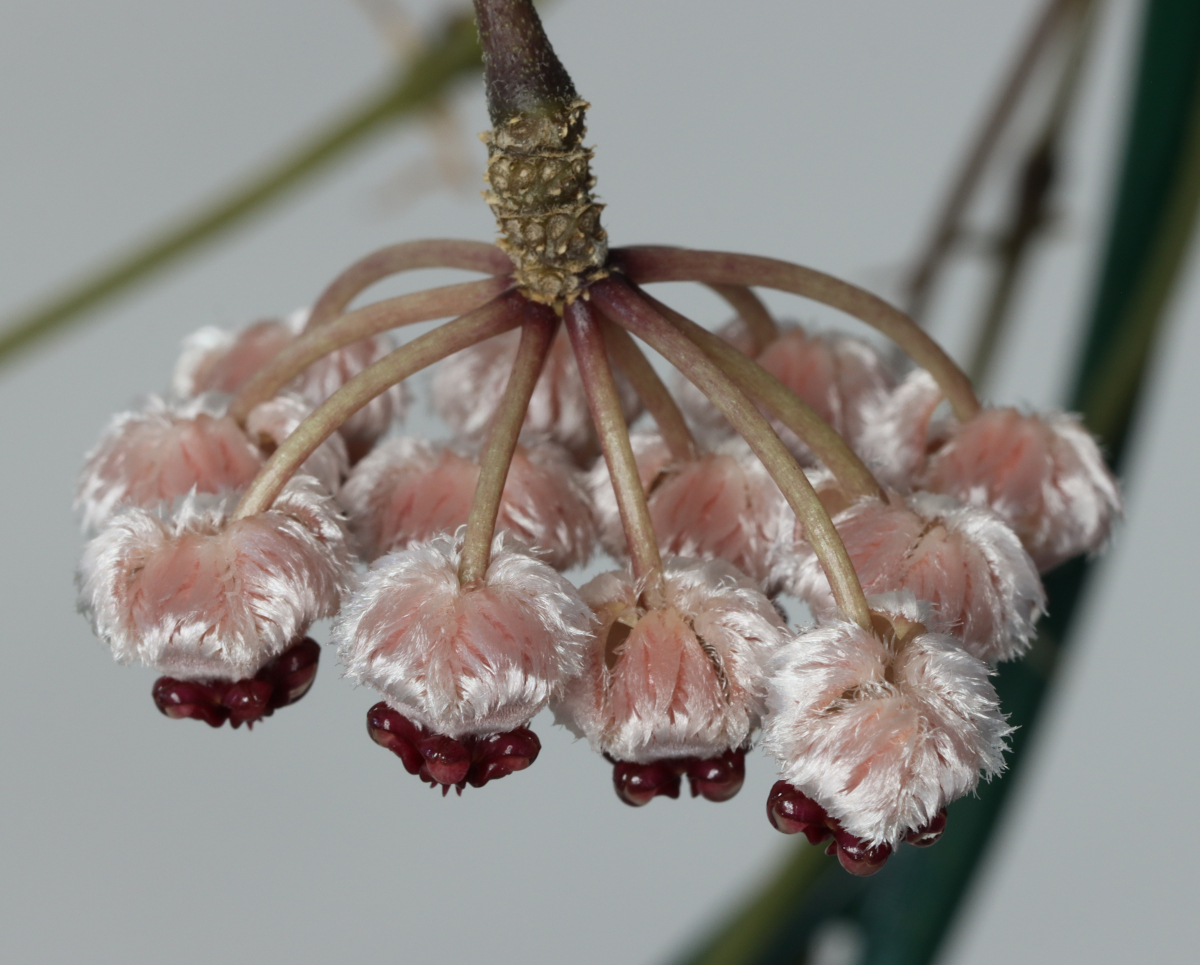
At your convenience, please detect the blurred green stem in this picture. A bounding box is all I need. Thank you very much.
[0,10,481,368]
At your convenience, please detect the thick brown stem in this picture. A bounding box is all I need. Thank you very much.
[228,276,509,425]
[305,240,512,330]
[614,246,980,422]
[458,304,558,586]
[563,299,663,597]
[233,293,525,519]
[638,292,882,502]
[600,321,696,463]
[592,277,871,630]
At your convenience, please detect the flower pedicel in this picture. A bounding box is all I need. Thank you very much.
[73,0,1121,873]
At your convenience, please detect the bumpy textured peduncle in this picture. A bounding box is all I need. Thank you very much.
[474,0,608,308]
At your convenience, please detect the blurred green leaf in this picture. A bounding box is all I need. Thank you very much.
[0,9,481,368]
[673,1,1200,962]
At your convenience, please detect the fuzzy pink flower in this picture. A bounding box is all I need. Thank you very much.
[75,395,264,533]
[920,407,1121,571]
[592,433,788,586]
[676,321,898,460]
[762,593,1010,847]
[172,310,408,459]
[433,328,639,462]
[335,535,593,737]
[589,430,677,556]
[338,438,596,568]
[77,477,354,681]
[243,393,349,495]
[776,491,1044,663]
[855,368,950,491]
[555,558,787,764]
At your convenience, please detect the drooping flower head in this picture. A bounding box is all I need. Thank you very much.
[338,437,596,568]
[335,534,594,738]
[775,491,1045,663]
[591,433,788,587]
[920,407,1121,571]
[172,310,408,459]
[76,394,264,533]
[556,558,786,790]
[762,593,1010,849]
[77,477,354,681]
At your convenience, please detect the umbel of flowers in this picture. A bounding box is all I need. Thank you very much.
[74,0,1121,872]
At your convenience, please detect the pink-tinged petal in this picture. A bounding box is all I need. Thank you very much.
[335,535,594,737]
[77,478,354,680]
[762,593,1010,847]
[591,433,787,585]
[856,368,950,491]
[778,491,1044,663]
[555,558,787,762]
[173,311,407,460]
[244,393,349,495]
[340,439,595,568]
[675,321,899,460]
[433,328,640,463]
[921,407,1121,570]
[172,317,297,398]
[76,395,263,533]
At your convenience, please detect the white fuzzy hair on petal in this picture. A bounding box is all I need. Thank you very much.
[588,430,676,558]
[75,394,263,533]
[334,534,594,737]
[856,368,952,492]
[762,593,1010,847]
[172,311,407,454]
[339,438,596,568]
[245,393,349,495]
[291,331,409,454]
[921,407,1121,571]
[433,328,639,462]
[77,477,354,680]
[555,557,788,762]
[777,491,1044,663]
[675,322,899,462]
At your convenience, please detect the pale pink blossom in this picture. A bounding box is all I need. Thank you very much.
[674,317,760,447]
[777,491,1044,663]
[920,407,1121,571]
[433,328,639,462]
[676,321,898,460]
[335,535,594,737]
[338,438,596,568]
[589,430,677,557]
[75,394,263,533]
[555,558,787,763]
[77,478,354,681]
[173,309,408,459]
[762,593,1010,847]
[592,433,787,585]
[244,393,349,495]
[855,368,950,491]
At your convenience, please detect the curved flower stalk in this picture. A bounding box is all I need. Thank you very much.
[70,0,1123,883]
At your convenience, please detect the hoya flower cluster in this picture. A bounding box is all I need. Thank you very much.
[73,0,1121,875]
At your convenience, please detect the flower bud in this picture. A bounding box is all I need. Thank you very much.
[921,407,1121,571]
[556,558,786,769]
[336,534,593,738]
[776,491,1045,663]
[77,479,353,680]
[762,593,1010,848]
[339,438,596,568]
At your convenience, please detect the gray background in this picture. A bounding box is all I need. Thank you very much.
[1,2,1196,963]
